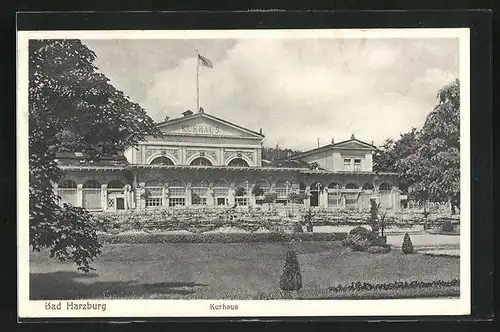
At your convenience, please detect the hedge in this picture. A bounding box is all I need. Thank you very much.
[98,231,347,244]
[328,279,459,293]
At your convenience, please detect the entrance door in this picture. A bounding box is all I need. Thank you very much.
[116,197,125,210]
[217,198,227,205]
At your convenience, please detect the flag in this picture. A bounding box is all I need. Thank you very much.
[198,54,213,68]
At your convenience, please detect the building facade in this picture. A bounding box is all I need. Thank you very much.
[55,109,401,212]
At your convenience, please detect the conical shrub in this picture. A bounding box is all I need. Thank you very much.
[402,233,414,254]
[279,250,302,291]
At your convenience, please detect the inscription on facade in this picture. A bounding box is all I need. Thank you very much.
[181,124,220,134]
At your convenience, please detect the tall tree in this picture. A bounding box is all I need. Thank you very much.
[398,79,460,213]
[29,39,162,271]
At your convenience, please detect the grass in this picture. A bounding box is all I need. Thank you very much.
[30,241,460,300]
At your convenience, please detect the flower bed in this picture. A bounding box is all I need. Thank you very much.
[98,231,347,244]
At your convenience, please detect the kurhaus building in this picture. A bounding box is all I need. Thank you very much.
[55,109,401,212]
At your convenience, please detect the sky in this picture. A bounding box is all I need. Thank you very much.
[82,37,459,151]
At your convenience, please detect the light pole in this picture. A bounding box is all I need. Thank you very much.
[245,180,249,206]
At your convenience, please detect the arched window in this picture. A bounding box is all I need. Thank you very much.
[191,179,208,205]
[57,180,77,206]
[345,183,359,189]
[83,180,100,188]
[169,178,186,206]
[214,179,229,205]
[227,158,249,167]
[145,179,163,208]
[276,180,292,200]
[82,180,101,210]
[362,182,374,190]
[327,182,341,207]
[379,182,392,191]
[150,156,174,165]
[190,157,212,166]
[107,180,124,189]
[328,182,341,189]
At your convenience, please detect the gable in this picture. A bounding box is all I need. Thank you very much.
[333,139,375,150]
[157,113,263,139]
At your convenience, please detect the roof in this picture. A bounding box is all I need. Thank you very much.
[58,163,398,177]
[290,136,377,160]
[155,111,265,139]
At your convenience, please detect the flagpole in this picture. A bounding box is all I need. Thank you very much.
[196,49,200,112]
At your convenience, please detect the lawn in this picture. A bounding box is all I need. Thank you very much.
[30,241,460,300]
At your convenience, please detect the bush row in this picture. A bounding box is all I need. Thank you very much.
[328,279,459,293]
[98,231,347,244]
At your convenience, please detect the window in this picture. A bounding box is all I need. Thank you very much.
[256,179,270,196]
[169,198,186,206]
[354,159,362,171]
[276,180,292,199]
[379,183,392,191]
[169,178,186,206]
[190,157,212,166]
[228,158,249,167]
[214,179,229,203]
[58,179,77,206]
[82,180,101,210]
[150,156,174,165]
[191,179,208,205]
[344,158,352,171]
[145,179,163,208]
[235,197,248,206]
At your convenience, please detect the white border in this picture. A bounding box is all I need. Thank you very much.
[17,28,471,319]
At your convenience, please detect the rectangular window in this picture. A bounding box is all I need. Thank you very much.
[344,158,352,171]
[235,197,248,206]
[354,158,362,171]
[169,188,185,196]
[214,188,229,197]
[276,188,288,198]
[328,192,341,207]
[146,198,162,207]
[169,198,186,206]
[192,197,207,205]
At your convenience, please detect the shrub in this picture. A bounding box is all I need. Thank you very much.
[402,233,414,254]
[279,250,302,291]
[441,220,454,232]
[292,222,304,233]
[349,226,374,239]
[349,234,372,252]
[366,246,391,254]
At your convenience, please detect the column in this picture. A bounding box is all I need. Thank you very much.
[340,194,346,209]
[228,184,235,205]
[391,186,401,211]
[101,184,108,211]
[76,184,83,208]
[322,188,329,208]
[53,183,59,206]
[249,184,256,206]
[303,186,311,207]
[185,182,192,206]
[162,183,169,207]
[207,183,215,206]
[138,182,146,209]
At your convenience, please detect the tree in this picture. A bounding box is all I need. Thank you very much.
[251,184,264,197]
[398,79,460,214]
[402,233,414,254]
[373,128,420,193]
[234,186,247,197]
[29,39,162,271]
[279,250,302,294]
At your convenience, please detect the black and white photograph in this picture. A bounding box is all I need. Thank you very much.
[17,28,470,318]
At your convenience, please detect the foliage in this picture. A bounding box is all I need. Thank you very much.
[191,192,201,205]
[29,39,162,271]
[308,162,320,170]
[402,233,414,254]
[279,250,302,291]
[328,279,460,293]
[261,145,303,162]
[263,192,278,204]
[366,246,391,254]
[292,222,304,233]
[441,220,455,232]
[234,186,247,197]
[398,79,460,214]
[287,192,306,204]
[251,184,264,197]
